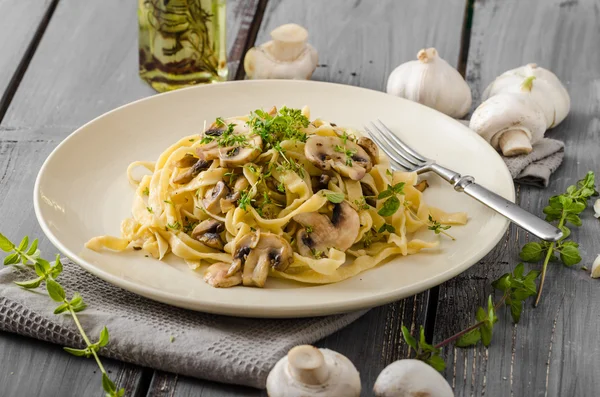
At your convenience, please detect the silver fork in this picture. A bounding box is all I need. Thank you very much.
[365,120,563,242]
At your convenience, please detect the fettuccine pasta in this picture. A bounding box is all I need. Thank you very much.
[86,106,467,288]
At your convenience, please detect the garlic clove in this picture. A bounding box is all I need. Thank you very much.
[593,199,600,218]
[592,255,600,278]
[470,92,547,156]
[483,63,570,128]
[243,24,318,80]
[386,48,472,119]
[373,359,453,397]
[266,345,361,397]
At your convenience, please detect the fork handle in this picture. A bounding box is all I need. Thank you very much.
[430,164,563,242]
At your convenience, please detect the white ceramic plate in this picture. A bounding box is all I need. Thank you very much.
[34,80,513,318]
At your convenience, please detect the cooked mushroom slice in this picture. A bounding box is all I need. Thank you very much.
[294,201,360,257]
[175,153,199,168]
[304,135,372,180]
[360,180,377,207]
[202,181,229,213]
[173,158,210,184]
[191,219,225,249]
[232,233,293,287]
[311,174,330,192]
[196,122,263,167]
[220,176,250,212]
[357,136,379,164]
[204,262,242,288]
[414,180,429,192]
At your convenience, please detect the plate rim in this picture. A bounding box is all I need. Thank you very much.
[33,79,514,318]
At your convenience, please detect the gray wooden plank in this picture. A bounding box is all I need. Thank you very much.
[1,0,260,131]
[0,0,261,396]
[0,0,53,113]
[146,0,468,396]
[433,1,600,396]
[0,332,143,397]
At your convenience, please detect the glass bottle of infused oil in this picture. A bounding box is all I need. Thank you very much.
[138,0,227,92]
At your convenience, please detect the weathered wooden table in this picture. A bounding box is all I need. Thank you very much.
[1,0,599,395]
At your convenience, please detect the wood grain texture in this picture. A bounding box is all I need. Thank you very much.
[0,329,144,396]
[1,0,260,130]
[0,1,260,396]
[0,0,54,116]
[433,1,600,396]
[253,0,467,88]
[146,0,467,396]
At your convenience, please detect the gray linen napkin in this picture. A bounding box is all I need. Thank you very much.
[503,138,564,188]
[0,261,366,389]
[457,120,564,187]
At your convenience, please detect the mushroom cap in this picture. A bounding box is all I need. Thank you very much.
[244,43,318,80]
[173,158,209,184]
[234,233,293,287]
[294,201,360,256]
[482,63,570,128]
[203,181,230,213]
[196,120,263,167]
[386,48,472,119]
[304,135,372,181]
[469,92,547,151]
[373,359,453,397]
[266,345,361,397]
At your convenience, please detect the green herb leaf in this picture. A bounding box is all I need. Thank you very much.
[14,277,43,289]
[64,347,88,357]
[456,328,482,347]
[102,373,117,394]
[378,223,396,234]
[0,233,14,252]
[426,355,446,372]
[46,279,66,302]
[565,213,582,226]
[559,244,581,266]
[325,192,345,204]
[401,325,417,350]
[26,239,38,255]
[519,242,545,262]
[98,326,110,347]
[54,302,69,314]
[51,255,63,278]
[34,261,46,277]
[17,236,29,252]
[378,196,400,217]
[3,252,19,266]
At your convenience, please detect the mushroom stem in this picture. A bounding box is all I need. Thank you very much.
[287,345,330,386]
[499,129,533,156]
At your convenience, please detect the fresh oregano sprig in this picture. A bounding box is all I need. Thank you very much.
[0,233,125,397]
[519,171,597,305]
[377,182,405,217]
[399,171,596,372]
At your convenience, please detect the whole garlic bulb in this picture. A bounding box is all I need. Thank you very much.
[470,92,547,156]
[244,24,318,80]
[386,48,472,118]
[483,63,570,128]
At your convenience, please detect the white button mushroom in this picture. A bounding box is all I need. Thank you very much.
[244,24,318,80]
[591,254,600,279]
[386,48,472,118]
[373,359,453,397]
[469,92,547,156]
[471,64,570,156]
[266,345,361,397]
[482,63,570,128]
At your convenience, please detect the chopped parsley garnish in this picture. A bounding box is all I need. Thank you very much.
[142,187,150,196]
[334,145,357,166]
[167,221,181,230]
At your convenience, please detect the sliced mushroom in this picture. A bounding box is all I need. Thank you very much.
[360,181,377,207]
[311,174,330,192]
[231,232,293,287]
[414,180,429,192]
[357,136,379,164]
[204,262,242,288]
[191,219,225,249]
[294,201,360,257]
[196,122,263,167]
[203,181,229,213]
[304,135,372,180]
[173,158,210,184]
[220,176,250,212]
[175,153,199,168]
